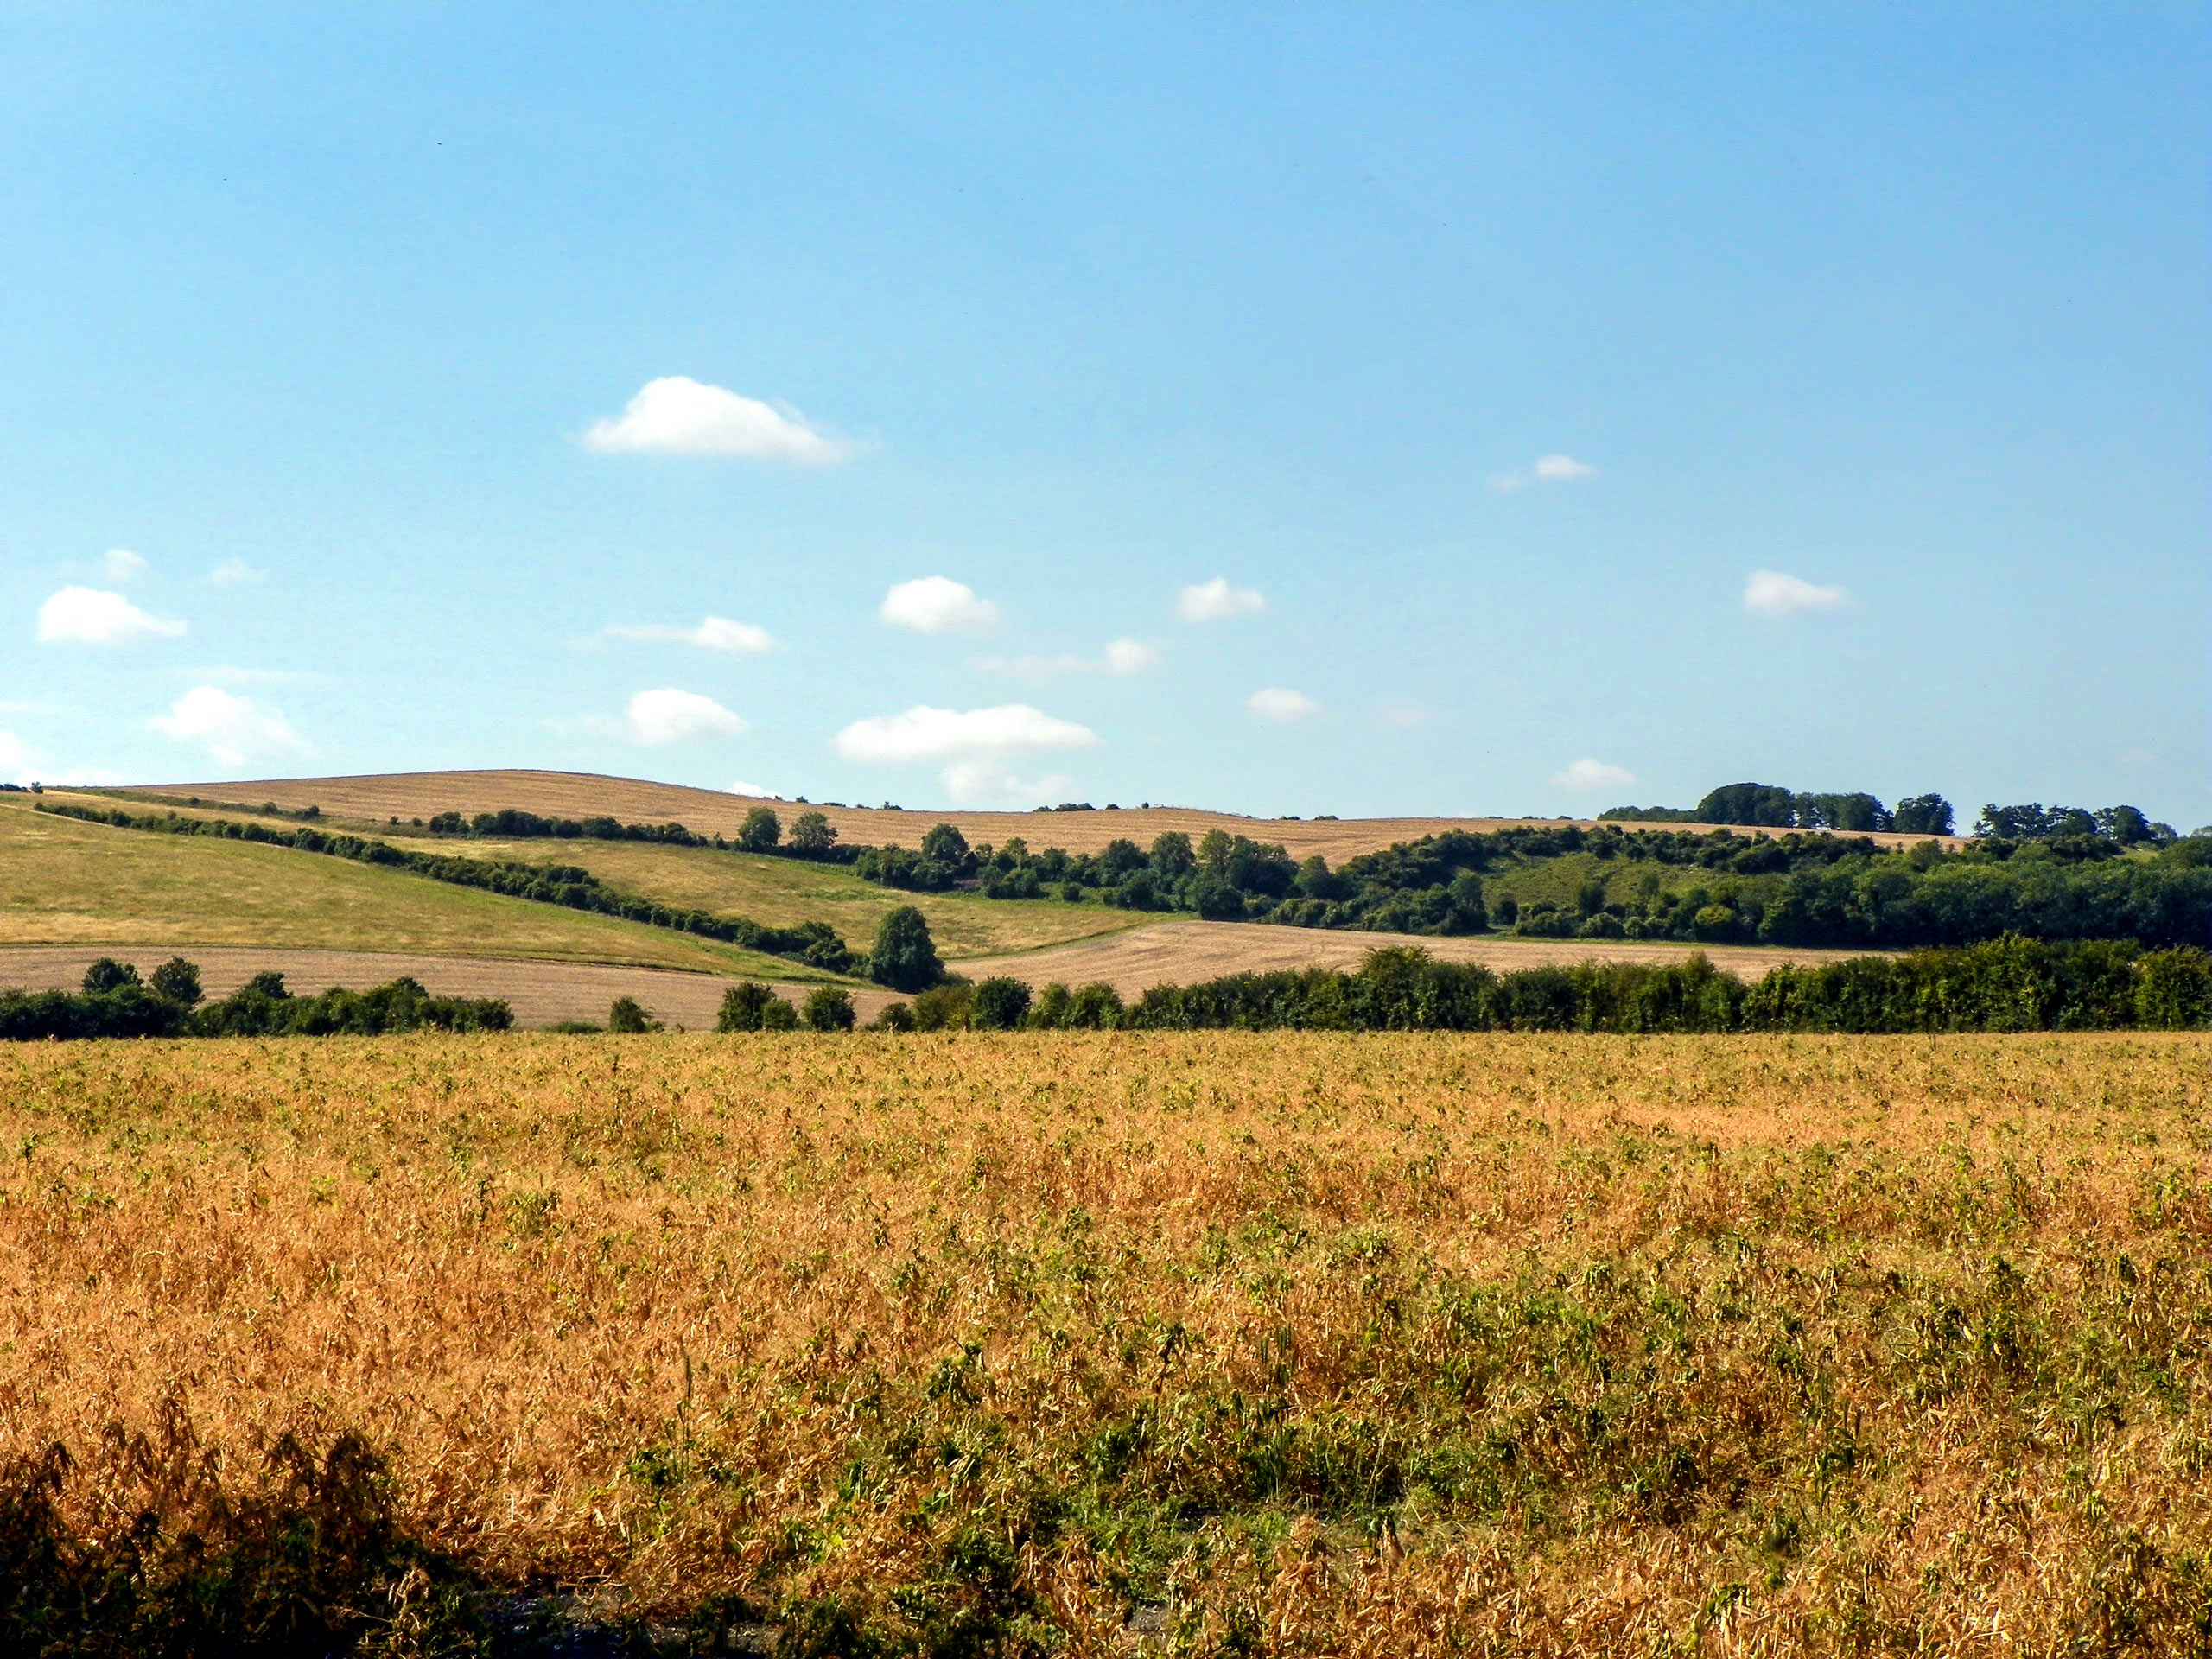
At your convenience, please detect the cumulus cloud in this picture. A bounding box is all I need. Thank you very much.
[938,760,1076,806]
[582,376,850,464]
[604,616,776,653]
[37,587,187,645]
[0,730,22,770]
[1552,758,1636,791]
[1176,578,1264,622]
[728,779,783,798]
[149,686,307,766]
[210,558,264,586]
[1491,454,1598,492]
[99,548,148,582]
[880,576,998,633]
[623,688,747,745]
[1248,688,1319,721]
[835,703,1095,766]
[1743,570,1848,618]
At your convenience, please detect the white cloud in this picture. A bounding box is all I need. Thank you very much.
[582,376,850,464]
[0,730,22,769]
[1743,569,1848,618]
[1103,638,1160,674]
[149,686,307,766]
[1248,688,1319,721]
[99,548,148,582]
[623,688,747,745]
[36,586,187,645]
[1176,577,1265,622]
[880,576,998,634]
[1491,454,1598,492]
[1552,758,1636,791]
[1380,702,1429,729]
[210,557,264,586]
[939,760,1076,806]
[604,616,776,653]
[835,703,1096,765]
[728,779,783,798]
[973,638,1161,679]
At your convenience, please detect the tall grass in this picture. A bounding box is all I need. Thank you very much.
[1,1033,2207,1654]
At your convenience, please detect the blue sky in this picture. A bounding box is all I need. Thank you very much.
[3,5,2204,825]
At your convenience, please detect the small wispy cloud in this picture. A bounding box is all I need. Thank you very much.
[210,558,264,587]
[1176,578,1265,622]
[728,779,784,799]
[99,548,149,582]
[36,587,187,645]
[1248,688,1319,722]
[1551,757,1635,791]
[197,665,336,689]
[834,702,1095,803]
[150,686,308,766]
[881,576,999,634]
[1743,570,1847,618]
[582,377,851,464]
[972,638,1160,679]
[1491,454,1598,493]
[604,616,776,653]
[1380,702,1429,729]
[621,688,747,745]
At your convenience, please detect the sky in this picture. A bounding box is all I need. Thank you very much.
[2,4,2205,826]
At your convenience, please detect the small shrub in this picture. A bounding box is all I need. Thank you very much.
[607,996,660,1033]
[802,987,856,1033]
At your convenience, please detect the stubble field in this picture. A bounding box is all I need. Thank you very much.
[3,1033,2208,1655]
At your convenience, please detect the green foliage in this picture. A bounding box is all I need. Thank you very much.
[1106,938,2212,1033]
[968,977,1032,1031]
[716,981,782,1032]
[149,957,202,1007]
[1891,793,1955,836]
[738,806,783,854]
[789,810,838,859]
[869,906,944,993]
[607,995,659,1033]
[872,1001,916,1033]
[802,986,857,1032]
[79,957,142,995]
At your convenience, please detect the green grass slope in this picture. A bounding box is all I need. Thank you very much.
[0,794,824,979]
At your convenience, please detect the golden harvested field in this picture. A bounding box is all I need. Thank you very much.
[117,768,1967,860]
[4,1033,2207,1654]
[0,793,811,980]
[956,919,1885,1000]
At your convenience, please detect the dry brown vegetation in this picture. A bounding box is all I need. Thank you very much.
[114,767,1967,860]
[3,1033,2207,1653]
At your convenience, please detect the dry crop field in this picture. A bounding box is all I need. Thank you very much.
[3,1033,2208,1655]
[117,767,1967,860]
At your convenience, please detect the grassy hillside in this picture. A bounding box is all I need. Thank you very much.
[454,833,1149,960]
[0,793,821,978]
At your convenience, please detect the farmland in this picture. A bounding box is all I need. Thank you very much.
[3,1031,2206,1653]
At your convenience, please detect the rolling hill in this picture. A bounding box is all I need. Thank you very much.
[116,768,1966,859]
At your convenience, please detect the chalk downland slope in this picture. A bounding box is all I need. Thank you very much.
[118,768,1967,860]
[0,792,826,980]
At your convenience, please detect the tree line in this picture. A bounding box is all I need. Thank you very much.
[0,957,512,1040]
[423,804,855,861]
[843,814,2212,952]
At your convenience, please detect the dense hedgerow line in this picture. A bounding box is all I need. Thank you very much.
[0,957,513,1039]
[35,802,858,972]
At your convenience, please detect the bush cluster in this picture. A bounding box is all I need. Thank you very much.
[0,958,512,1040]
